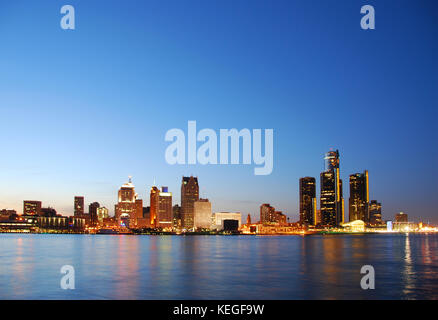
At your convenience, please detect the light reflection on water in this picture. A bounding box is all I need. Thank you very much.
[0,233,437,300]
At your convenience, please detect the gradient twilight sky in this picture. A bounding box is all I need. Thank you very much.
[0,0,437,223]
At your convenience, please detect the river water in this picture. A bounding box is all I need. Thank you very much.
[0,233,437,299]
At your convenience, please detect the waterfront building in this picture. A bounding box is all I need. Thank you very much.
[349,170,369,222]
[260,203,276,224]
[158,187,173,229]
[0,209,17,219]
[89,202,100,226]
[135,199,143,227]
[395,212,408,223]
[369,200,382,225]
[173,204,181,228]
[193,198,212,229]
[181,176,199,229]
[275,211,287,226]
[115,177,138,228]
[320,150,344,227]
[41,207,57,217]
[260,204,287,225]
[212,212,241,230]
[141,206,151,228]
[23,200,42,216]
[150,186,159,227]
[74,196,84,216]
[341,220,366,232]
[299,177,317,225]
[97,207,109,226]
[37,215,85,232]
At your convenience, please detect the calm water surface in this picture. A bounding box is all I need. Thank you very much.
[1,233,437,299]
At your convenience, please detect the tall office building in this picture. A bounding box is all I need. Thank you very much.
[173,204,181,228]
[97,206,109,225]
[23,200,42,216]
[135,199,143,227]
[349,170,369,222]
[158,187,173,229]
[181,176,199,229]
[89,202,100,226]
[150,186,160,227]
[74,196,84,216]
[320,150,344,227]
[369,200,382,225]
[194,198,212,229]
[115,177,138,227]
[299,177,317,225]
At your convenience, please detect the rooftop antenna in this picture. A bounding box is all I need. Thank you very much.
[153,177,156,186]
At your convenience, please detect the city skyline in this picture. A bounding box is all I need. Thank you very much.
[0,149,426,225]
[0,1,437,223]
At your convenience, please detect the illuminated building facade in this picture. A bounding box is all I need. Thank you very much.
[299,177,317,225]
[41,207,57,217]
[369,200,382,225]
[135,199,143,227]
[341,220,366,232]
[157,187,172,228]
[150,186,159,227]
[23,200,42,216]
[349,170,369,222]
[181,176,199,229]
[96,206,109,226]
[260,204,286,225]
[260,203,276,224]
[74,196,84,216]
[194,198,212,229]
[395,212,408,223]
[173,204,181,228]
[320,150,344,227]
[89,202,100,226]
[212,212,241,230]
[115,177,138,227]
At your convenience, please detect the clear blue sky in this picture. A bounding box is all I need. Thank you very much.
[0,0,437,223]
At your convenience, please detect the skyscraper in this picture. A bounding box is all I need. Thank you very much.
[150,186,160,227]
[158,187,173,229]
[349,170,370,222]
[74,196,84,216]
[299,177,317,225]
[181,176,199,229]
[115,177,137,227]
[320,150,344,227]
[135,199,143,227]
[369,200,382,225]
[194,198,212,229]
[173,204,181,228]
[97,206,109,226]
[23,200,42,216]
[89,202,100,226]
